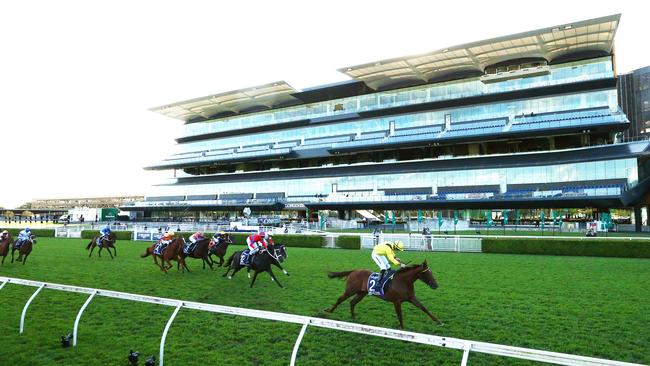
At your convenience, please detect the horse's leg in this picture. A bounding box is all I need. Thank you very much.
[408,296,444,326]
[22,254,28,265]
[393,301,404,329]
[88,244,95,258]
[181,257,190,273]
[1,253,6,265]
[273,262,290,276]
[349,292,367,320]
[267,269,283,288]
[98,247,102,258]
[228,266,242,279]
[105,246,114,260]
[325,287,357,313]
[218,255,225,267]
[111,245,117,257]
[250,271,260,288]
[11,248,15,263]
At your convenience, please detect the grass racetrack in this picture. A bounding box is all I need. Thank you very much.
[0,238,649,365]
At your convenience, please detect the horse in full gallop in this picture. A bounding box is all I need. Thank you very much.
[222,244,290,288]
[178,237,213,270]
[207,234,234,267]
[141,236,189,274]
[0,232,13,265]
[12,234,37,265]
[86,232,117,259]
[325,260,443,329]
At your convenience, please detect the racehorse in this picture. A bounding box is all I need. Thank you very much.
[86,232,117,259]
[222,244,290,288]
[12,234,37,265]
[140,236,189,274]
[324,260,443,329]
[0,232,13,265]
[178,237,213,270]
[207,234,233,267]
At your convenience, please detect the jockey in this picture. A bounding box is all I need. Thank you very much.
[15,227,31,248]
[160,231,174,244]
[0,230,9,242]
[99,224,112,241]
[244,231,268,264]
[371,240,405,284]
[189,231,204,245]
[211,231,226,246]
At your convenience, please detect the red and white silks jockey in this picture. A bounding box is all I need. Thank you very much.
[246,232,268,257]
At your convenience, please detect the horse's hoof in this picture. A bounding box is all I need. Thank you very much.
[247,273,251,279]
[228,276,232,280]
[437,322,445,327]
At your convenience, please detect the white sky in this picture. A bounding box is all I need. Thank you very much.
[0,0,648,209]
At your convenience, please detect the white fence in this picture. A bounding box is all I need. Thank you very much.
[359,234,482,252]
[55,227,82,238]
[1,277,640,366]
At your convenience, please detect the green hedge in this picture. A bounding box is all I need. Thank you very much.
[482,238,650,258]
[336,235,361,249]
[272,234,324,248]
[0,228,55,237]
[80,230,133,240]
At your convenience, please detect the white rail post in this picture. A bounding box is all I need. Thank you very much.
[20,284,45,334]
[0,279,8,291]
[290,319,311,366]
[461,342,472,366]
[159,301,183,366]
[73,290,97,346]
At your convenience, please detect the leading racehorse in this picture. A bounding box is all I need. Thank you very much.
[222,244,290,288]
[86,232,117,259]
[12,234,37,265]
[0,232,13,265]
[325,260,443,329]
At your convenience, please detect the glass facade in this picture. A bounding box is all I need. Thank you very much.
[177,89,618,154]
[149,158,637,200]
[182,57,614,139]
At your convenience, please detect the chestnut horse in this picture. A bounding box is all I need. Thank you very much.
[178,237,213,270]
[86,232,117,259]
[207,234,233,267]
[141,237,189,274]
[12,235,37,265]
[0,232,13,265]
[325,260,443,329]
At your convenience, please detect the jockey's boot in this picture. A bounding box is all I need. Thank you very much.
[378,269,386,285]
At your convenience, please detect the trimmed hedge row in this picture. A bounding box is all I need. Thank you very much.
[336,235,361,249]
[0,228,55,237]
[80,230,134,240]
[482,238,650,258]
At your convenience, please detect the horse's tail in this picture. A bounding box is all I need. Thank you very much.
[141,247,152,258]
[327,270,355,279]
[85,240,93,250]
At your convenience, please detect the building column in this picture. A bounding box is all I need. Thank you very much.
[634,205,642,232]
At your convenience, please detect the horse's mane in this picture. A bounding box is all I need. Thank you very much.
[395,263,424,273]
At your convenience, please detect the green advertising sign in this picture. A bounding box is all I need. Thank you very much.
[453,210,459,225]
[417,210,423,222]
[503,211,508,225]
[486,211,493,227]
[437,211,443,228]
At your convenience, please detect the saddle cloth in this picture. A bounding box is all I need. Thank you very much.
[367,270,395,298]
[240,249,251,266]
[183,242,198,255]
[154,240,172,255]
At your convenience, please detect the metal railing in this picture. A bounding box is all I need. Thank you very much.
[0,277,641,366]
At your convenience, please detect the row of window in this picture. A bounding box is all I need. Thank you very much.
[150,159,638,199]
[175,89,618,155]
[182,57,614,138]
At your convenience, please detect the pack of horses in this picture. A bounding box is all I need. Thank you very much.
[138,234,291,288]
[39,230,442,329]
[0,233,37,265]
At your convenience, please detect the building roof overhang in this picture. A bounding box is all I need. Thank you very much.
[339,14,620,90]
[150,81,302,123]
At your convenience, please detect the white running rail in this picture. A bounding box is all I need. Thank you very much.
[0,276,643,366]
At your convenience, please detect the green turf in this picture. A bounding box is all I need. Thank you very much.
[0,238,648,365]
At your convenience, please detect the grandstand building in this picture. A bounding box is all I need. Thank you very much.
[127,14,650,230]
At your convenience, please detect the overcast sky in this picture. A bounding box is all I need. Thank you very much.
[0,0,648,209]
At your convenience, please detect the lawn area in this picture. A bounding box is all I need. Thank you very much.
[0,238,648,365]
